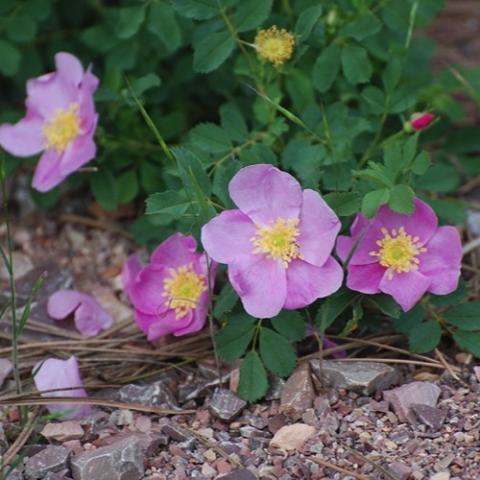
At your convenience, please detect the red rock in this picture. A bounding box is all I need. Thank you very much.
[280,363,315,420]
[215,458,232,475]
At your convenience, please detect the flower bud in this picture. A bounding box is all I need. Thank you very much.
[407,112,435,132]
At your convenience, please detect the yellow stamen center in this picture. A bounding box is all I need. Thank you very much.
[254,26,295,66]
[251,218,302,267]
[43,103,81,152]
[370,226,427,280]
[162,264,206,319]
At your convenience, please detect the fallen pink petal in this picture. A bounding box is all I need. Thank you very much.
[201,164,343,318]
[123,233,216,341]
[337,198,462,311]
[48,289,113,337]
[0,52,99,192]
[323,337,348,359]
[33,356,91,420]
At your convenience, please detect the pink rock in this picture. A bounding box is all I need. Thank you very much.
[280,363,315,420]
[269,423,316,451]
[41,420,84,442]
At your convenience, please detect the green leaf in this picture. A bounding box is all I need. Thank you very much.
[453,330,480,358]
[271,311,306,342]
[295,5,323,42]
[90,169,118,211]
[382,55,403,92]
[445,302,480,331]
[411,151,431,175]
[117,170,139,204]
[259,327,296,377]
[145,190,190,216]
[341,44,372,85]
[235,0,273,32]
[115,5,146,39]
[388,184,414,214]
[430,281,467,307]
[220,103,248,143]
[189,122,232,153]
[312,44,341,93]
[425,198,466,225]
[6,13,37,42]
[361,188,390,218]
[172,0,219,20]
[392,304,424,335]
[216,314,256,362]
[193,30,235,73]
[213,283,239,319]
[315,289,358,331]
[129,73,161,97]
[341,12,382,41]
[212,159,242,208]
[416,164,460,193]
[324,192,361,216]
[81,25,119,53]
[361,86,386,115]
[238,351,269,402]
[409,320,442,353]
[0,39,21,76]
[148,2,182,53]
[368,294,401,319]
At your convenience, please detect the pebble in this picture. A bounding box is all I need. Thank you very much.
[41,421,84,442]
[430,472,450,480]
[217,469,256,480]
[208,388,246,422]
[280,363,315,419]
[269,423,316,451]
[411,404,446,429]
[25,446,70,480]
[117,381,178,409]
[0,358,13,389]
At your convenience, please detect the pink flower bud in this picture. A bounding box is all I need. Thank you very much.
[410,112,435,131]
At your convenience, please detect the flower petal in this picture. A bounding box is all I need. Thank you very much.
[420,226,462,295]
[346,263,385,294]
[48,290,84,319]
[33,356,91,419]
[58,129,97,178]
[284,257,343,309]
[174,290,209,337]
[298,189,341,267]
[122,254,143,297]
[228,164,302,225]
[55,52,85,87]
[150,233,199,268]
[336,235,355,263]
[31,149,63,192]
[228,256,286,318]
[379,270,431,312]
[0,113,45,157]
[141,309,194,341]
[201,209,256,264]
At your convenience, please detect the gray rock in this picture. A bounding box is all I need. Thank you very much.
[280,363,315,419]
[310,360,399,395]
[117,381,178,409]
[383,381,441,424]
[218,469,256,480]
[25,446,70,480]
[208,388,246,422]
[161,423,193,443]
[411,403,446,429]
[388,461,412,480]
[0,358,13,389]
[265,376,285,401]
[71,437,143,480]
[6,468,24,480]
[44,469,73,480]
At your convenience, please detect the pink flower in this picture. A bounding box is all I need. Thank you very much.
[201,164,343,318]
[48,290,112,337]
[337,198,462,312]
[0,52,99,192]
[123,233,215,341]
[409,112,435,131]
[33,356,91,419]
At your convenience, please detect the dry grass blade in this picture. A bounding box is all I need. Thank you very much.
[327,357,447,369]
[345,446,400,480]
[434,348,467,384]
[309,456,369,480]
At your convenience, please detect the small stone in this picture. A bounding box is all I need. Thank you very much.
[203,449,216,462]
[430,473,450,480]
[265,376,285,401]
[25,446,70,480]
[269,423,316,451]
[435,454,455,472]
[0,358,13,389]
[268,414,286,434]
[216,458,232,475]
[63,440,83,455]
[388,461,412,480]
[109,409,134,427]
[161,423,193,443]
[208,388,246,422]
[201,463,216,478]
[6,468,23,480]
[0,251,33,280]
[280,363,315,419]
[117,381,178,409]
[218,469,256,480]
[310,360,399,395]
[474,366,480,383]
[134,415,151,433]
[411,404,446,429]
[384,382,441,424]
[41,421,84,442]
[71,437,144,480]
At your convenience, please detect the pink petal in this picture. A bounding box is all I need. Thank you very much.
[323,337,347,359]
[122,254,143,297]
[346,263,385,294]
[379,270,431,312]
[336,235,355,263]
[33,356,91,420]
[174,290,209,336]
[58,130,97,177]
[228,256,286,318]
[284,257,343,309]
[47,289,112,337]
[31,149,63,192]
[420,226,462,295]
[298,189,341,267]
[141,309,194,341]
[228,164,302,225]
[150,233,200,268]
[201,209,256,264]
[55,52,85,87]
[0,112,45,157]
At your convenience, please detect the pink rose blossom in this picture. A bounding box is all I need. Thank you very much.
[337,198,462,312]
[410,112,435,131]
[48,290,112,337]
[0,52,99,192]
[201,164,343,318]
[123,233,215,341]
[33,356,91,419]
